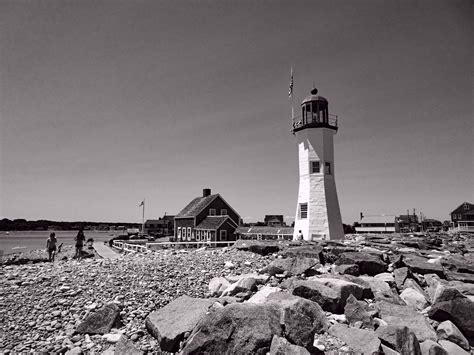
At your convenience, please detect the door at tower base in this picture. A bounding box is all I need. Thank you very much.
[293,128,344,241]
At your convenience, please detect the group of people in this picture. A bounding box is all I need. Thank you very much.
[45,228,86,262]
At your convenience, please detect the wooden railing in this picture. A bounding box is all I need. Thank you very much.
[112,241,148,252]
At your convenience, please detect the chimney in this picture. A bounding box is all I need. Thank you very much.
[203,188,211,197]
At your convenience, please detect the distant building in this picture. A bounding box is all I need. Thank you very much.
[145,215,175,236]
[173,189,240,242]
[235,226,294,240]
[355,215,395,234]
[450,202,474,232]
[264,215,285,227]
[395,215,419,233]
[422,219,442,232]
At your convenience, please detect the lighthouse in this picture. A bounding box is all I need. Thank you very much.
[292,88,344,241]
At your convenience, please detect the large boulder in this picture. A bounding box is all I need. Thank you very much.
[400,288,430,310]
[436,320,470,351]
[446,271,474,284]
[269,335,310,355]
[428,296,474,342]
[401,255,446,278]
[247,286,282,304]
[288,279,339,313]
[181,303,282,354]
[222,276,258,297]
[281,245,324,263]
[377,301,437,342]
[438,340,470,355]
[307,277,364,312]
[75,303,121,335]
[335,252,387,276]
[360,276,406,305]
[335,264,360,276]
[145,295,214,352]
[208,277,231,297]
[113,335,143,355]
[266,292,329,347]
[344,294,378,329]
[376,325,421,355]
[261,257,319,277]
[419,339,448,355]
[394,267,410,289]
[328,323,381,354]
[233,240,280,255]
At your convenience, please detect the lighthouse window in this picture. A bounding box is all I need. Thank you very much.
[325,162,331,175]
[299,203,308,219]
[311,161,320,173]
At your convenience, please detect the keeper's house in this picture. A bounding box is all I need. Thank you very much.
[450,202,474,232]
[173,189,240,242]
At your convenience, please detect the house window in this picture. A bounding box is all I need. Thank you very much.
[182,227,186,240]
[311,161,320,173]
[187,227,192,241]
[220,209,227,215]
[464,204,469,211]
[299,203,308,219]
[205,231,210,241]
[325,162,331,174]
[209,209,216,216]
[458,214,462,220]
[220,230,227,241]
[177,227,181,239]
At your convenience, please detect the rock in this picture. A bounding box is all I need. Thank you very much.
[145,295,214,353]
[445,271,474,284]
[308,277,364,312]
[328,323,381,354]
[419,339,448,355]
[281,245,324,263]
[225,273,269,284]
[208,277,231,297]
[224,261,235,269]
[376,325,421,355]
[266,292,329,347]
[247,286,282,304]
[436,320,469,351]
[261,257,319,277]
[401,255,446,278]
[335,252,387,276]
[428,296,474,342]
[433,284,466,304]
[221,276,258,297]
[375,272,395,284]
[65,347,82,355]
[181,303,282,354]
[269,335,310,355]
[75,303,121,335]
[233,240,280,255]
[344,294,378,329]
[400,288,430,310]
[114,335,143,355]
[102,333,123,343]
[335,264,360,276]
[438,339,470,355]
[377,301,437,342]
[360,276,406,305]
[288,279,339,313]
[394,267,410,289]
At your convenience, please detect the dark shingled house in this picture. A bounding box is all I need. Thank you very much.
[173,189,240,242]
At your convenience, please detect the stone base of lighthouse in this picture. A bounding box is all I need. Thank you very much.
[292,128,344,241]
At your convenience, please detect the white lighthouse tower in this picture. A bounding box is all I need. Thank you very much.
[292,88,344,241]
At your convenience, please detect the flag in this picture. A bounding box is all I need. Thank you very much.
[138,200,144,207]
[288,67,294,98]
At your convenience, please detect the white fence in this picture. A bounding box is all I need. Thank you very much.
[111,240,236,252]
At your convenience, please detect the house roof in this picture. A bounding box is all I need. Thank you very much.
[450,202,473,214]
[361,216,395,224]
[195,216,229,230]
[176,194,218,218]
[236,226,294,235]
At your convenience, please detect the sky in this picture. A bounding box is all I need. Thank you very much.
[1,0,472,225]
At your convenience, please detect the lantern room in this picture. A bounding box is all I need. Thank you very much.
[292,88,338,133]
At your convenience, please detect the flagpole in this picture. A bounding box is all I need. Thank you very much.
[142,198,145,235]
[289,66,294,128]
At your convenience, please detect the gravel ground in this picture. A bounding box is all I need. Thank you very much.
[0,247,271,353]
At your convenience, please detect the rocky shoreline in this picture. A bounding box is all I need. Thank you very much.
[0,233,473,354]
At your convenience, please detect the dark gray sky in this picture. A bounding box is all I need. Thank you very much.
[1,0,472,224]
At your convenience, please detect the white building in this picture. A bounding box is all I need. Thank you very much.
[355,215,396,234]
[292,88,344,241]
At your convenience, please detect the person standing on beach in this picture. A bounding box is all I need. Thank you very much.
[75,228,86,260]
[46,232,57,262]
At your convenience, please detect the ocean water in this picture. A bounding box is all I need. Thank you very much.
[0,231,114,256]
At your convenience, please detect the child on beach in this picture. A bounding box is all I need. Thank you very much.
[46,232,57,262]
[75,228,86,260]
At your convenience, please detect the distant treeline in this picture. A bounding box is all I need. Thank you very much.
[0,218,140,231]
